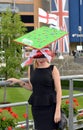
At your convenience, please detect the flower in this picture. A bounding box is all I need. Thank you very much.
[0,107,18,130]
[23,113,28,118]
[77,110,83,122]
[62,98,79,118]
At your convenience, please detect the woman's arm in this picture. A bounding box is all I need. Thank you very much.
[52,66,62,123]
[7,66,32,91]
[7,78,32,91]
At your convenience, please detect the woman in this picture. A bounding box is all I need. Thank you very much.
[7,48,62,130]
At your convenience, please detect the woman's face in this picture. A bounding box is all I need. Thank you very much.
[36,58,47,65]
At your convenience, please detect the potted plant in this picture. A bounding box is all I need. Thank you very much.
[62,98,79,118]
[0,108,18,130]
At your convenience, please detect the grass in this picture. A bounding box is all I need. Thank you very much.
[0,87,32,121]
[0,87,83,121]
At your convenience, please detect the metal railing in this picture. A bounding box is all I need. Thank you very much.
[61,75,83,130]
[0,75,83,130]
[0,101,29,130]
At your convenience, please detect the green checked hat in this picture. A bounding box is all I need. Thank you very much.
[14,26,67,50]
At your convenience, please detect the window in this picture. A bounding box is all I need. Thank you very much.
[21,15,34,23]
[0,4,11,12]
[26,27,34,32]
[16,4,34,12]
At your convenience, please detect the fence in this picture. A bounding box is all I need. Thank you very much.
[0,75,83,130]
[0,101,29,129]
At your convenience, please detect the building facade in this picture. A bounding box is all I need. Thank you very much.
[0,0,43,32]
[0,0,83,52]
[0,0,51,31]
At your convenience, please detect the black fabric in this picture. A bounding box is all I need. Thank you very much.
[28,65,56,106]
[28,92,56,106]
[31,104,57,130]
[30,64,34,76]
[28,65,57,130]
[57,111,68,130]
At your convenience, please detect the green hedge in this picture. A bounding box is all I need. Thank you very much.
[61,80,83,89]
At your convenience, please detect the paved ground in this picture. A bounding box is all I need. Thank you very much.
[23,55,83,77]
[52,55,83,76]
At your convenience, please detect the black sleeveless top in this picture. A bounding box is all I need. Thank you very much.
[28,65,56,106]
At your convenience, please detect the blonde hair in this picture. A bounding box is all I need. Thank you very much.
[33,59,38,69]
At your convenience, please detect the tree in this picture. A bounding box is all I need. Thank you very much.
[0,9,27,79]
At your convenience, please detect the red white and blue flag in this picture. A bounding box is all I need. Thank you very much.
[51,0,69,53]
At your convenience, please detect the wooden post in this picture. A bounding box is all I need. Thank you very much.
[34,0,42,29]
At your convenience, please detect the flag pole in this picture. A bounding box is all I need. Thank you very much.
[49,0,55,54]
[49,0,51,13]
[38,8,40,28]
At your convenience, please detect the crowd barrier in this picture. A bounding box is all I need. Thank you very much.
[0,75,83,130]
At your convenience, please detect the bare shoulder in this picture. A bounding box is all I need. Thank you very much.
[52,65,60,77]
[52,65,59,72]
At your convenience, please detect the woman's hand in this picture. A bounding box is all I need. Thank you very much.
[6,78,20,85]
[7,78,32,91]
[54,109,61,123]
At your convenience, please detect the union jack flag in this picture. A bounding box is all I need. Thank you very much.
[51,0,69,53]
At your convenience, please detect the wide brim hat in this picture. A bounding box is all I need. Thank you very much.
[14,26,67,67]
[14,26,67,50]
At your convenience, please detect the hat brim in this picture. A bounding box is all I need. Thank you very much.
[33,51,46,58]
[34,54,46,58]
[14,26,67,49]
[33,50,53,58]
